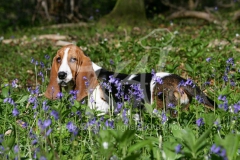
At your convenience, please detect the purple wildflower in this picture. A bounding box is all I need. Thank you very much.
[66,122,78,136]
[14,145,19,153]
[219,102,228,111]
[46,128,52,136]
[233,101,240,113]
[109,75,116,84]
[196,118,204,127]
[40,156,47,160]
[83,76,89,87]
[109,59,114,65]
[214,121,221,131]
[230,79,235,86]
[57,92,64,99]
[45,55,50,60]
[40,62,44,68]
[226,57,234,66]
[152,69,163,84]
[185,79,195,88]
[223,75,228,82]
[196,95,204,103]
[32,139,38,145]
[43,119,51,128]
[161,112,167,124]
[129,83,144,101]
[0,134,3,143]
[51,110,59,120]
[11,79,18,88]
[31,58,35,64]
[218,95,227,102]
[12,108,19,116]
[175,144,181,153]
[210,144,228,160]
[178,79,195,89]
[122,109,129,125]
[38,71,44,82]
[115,102,123,113]
[42,101,49,111]
[105,119,114,129]
[4,97,16,106]
[206,57,211,62]
[167,103,175,108]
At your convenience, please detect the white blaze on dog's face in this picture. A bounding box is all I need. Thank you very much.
[57,48,72,86]
[55,47,80,86]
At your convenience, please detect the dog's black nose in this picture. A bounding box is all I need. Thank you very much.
[58,72,67,80]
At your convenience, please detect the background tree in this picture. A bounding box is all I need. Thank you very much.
[99,0,147,26]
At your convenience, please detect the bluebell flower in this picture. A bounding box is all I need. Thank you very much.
[66,122,77,132]
[57,92,64,99]
[109,59,114,65]
[167,103,175,108]
[175,144,181,153]
[51,110,59,120]
[226,57,234,66]
[230,79,235,86]
[42,101,49,111]
[115,102,123,113]
[40,62,44,68]
[129,83,144,101]
[152,69,163,84]
[43,119,51,128]
[11,79,18,88]
[196,95,204,103]
[4,97,16,106]
[219,102,228,111]
[83,76,89,87]
[31,58,35,64]
[14,145,19,153]
[210,144,228,160]
[40,156,47,160]
[45,55,50,60]
[12,108,19,116]
[38,71,44,82]
[223,75,228,82]
[206,57,211,62]
[105,119,114,129]
[161,112,167,124]
[109,75,116,84]
[185,79,195,88]
[122,109,129,125]
[0,134,4,143]
[233,101,240,113]
[0,145,4,154]
[196,118,204,127]
[32,139,38,145]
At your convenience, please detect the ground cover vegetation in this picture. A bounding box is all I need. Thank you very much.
[1,22,240,159]
[1,1,240,159]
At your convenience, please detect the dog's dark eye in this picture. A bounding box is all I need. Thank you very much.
[70,58,77,63]
[57,57,61,63]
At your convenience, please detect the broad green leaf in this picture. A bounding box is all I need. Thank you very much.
[128,140,152,153]
[16,95,29,103]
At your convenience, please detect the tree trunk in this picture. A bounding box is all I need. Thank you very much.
[99,0,147,26]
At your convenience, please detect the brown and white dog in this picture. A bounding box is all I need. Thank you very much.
[45,44,216,113]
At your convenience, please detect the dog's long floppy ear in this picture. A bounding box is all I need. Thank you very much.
[74,49,98,101]
[44,56,61,99]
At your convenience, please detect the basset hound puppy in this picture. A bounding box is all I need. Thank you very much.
[45,44,216,113]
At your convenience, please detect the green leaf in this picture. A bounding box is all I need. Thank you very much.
[119,128,135,146]
[128,140,152,153]
[185,63,193,73]
[194,127,211,154]
[16,95,29,103]
[1,87,10,98]
[222,134,239,160]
